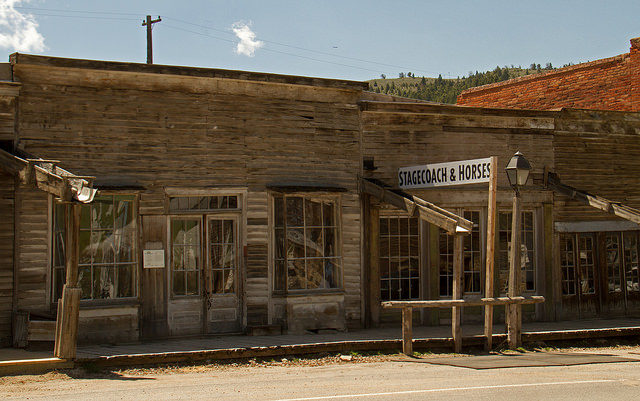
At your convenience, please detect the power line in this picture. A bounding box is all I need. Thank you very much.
[163,16,442,76]
[162,24,383,74]
[15,6,141,17]
[13,5,447,77]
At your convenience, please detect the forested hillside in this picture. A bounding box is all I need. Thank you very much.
[368,63,560,104]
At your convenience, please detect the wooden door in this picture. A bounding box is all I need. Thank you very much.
[204,216,242,333]
[602,232,626,315]
[576,234,599,317]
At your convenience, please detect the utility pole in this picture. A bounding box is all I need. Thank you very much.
[142,15,162,64]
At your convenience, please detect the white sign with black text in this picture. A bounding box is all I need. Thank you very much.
[398,157,492,189]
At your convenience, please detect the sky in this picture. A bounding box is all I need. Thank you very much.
[0,0,639,82]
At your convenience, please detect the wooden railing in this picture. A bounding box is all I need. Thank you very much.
[382,296,545,355]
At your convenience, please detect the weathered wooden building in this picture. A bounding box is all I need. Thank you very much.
[1,54,639,347]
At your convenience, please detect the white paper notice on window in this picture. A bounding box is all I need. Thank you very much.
[143,249,165,269]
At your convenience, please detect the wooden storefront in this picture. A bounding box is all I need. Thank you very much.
[1,54,640,347]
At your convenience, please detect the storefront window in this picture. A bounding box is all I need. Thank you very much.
[52,195,137,301]
[498,211,536,294]
[379,216,419,301]
[273,195,341,291]
[463,211,482,294]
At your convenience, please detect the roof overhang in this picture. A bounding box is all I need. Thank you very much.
[0,148,96,203]
[360,178,472,234]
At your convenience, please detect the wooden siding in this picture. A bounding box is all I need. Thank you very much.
[552,109,640,222]
[14,187,49,312]
[12,62,363,331]
[360,102,555,197]
[0,172,14,345]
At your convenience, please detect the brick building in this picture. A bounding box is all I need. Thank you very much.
[457,37,640,111]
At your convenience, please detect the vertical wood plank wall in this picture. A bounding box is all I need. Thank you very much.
[0,173,14,345]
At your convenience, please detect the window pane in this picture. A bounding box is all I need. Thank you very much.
[79,267,91,299]
[306,228,323,258]
[210,219,222,244]
[227,195,238,209]
[92,198,114,229]
[275,228,285,259]
[307,258,322,289]
[286,197,304,227]
[274,260,286,291]
[210,245,222,268]
[117,264,134,298]
[186,271,199,295]
[287,259,305,289]
[286,228,305,258]
[79,230,91,264]
[274,196,284,228]
[93,266,115,299]
[173,271,185,296]
[213,270,224,293]
[305,199,322,227]
[224,269,235,293]
[324,259,339,288]
[323,202,334,227]
[53,268,65,301]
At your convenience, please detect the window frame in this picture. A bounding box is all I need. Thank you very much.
[270,192,343,295]
[378,213,421,301]
[497,209,537,295]
[51,193,140,305]
[169,215,204,299]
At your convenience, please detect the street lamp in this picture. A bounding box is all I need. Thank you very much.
[504,151,531,349]
[505,151,531,194]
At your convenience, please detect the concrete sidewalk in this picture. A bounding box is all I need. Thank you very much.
[2,318,640,373]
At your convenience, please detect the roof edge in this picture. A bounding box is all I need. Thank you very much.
[458,53,630,98]
[9,53,370,91]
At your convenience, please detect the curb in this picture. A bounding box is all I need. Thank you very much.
[0,358,74,376]
[4,326,640,373]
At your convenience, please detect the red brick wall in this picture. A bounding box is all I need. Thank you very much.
[457,38,640,112]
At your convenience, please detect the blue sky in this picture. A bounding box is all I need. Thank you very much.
[1,0,639,81]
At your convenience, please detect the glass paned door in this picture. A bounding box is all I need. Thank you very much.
[205,216,242,333]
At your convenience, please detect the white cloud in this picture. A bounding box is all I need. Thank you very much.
[231,22,263,57]
[0,0,44,52]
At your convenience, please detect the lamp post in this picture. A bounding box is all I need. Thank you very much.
[505,151,531,349]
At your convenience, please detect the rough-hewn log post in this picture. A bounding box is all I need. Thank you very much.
[54,202,82,360]
[507,195,522,349]
[452,233,464,353]
[484,156,498,350]
[402,306,413,356]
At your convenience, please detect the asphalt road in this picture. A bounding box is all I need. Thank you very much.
[3,352,640,400]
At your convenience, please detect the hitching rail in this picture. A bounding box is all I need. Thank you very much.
[382,296,545,355]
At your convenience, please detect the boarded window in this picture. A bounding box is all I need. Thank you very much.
[52,195,137,301]
[273,195,341,291]
[379,217,419,301]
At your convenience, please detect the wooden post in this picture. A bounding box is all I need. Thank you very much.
[507,194,522,349]
[54,202,82,360]
[484,156,498,351]
[402,306,413,356]
[452,233,464,353]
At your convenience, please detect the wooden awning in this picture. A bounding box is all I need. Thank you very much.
[545,171,640,225]
[0,148,96,203]
[360,178,472,234]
